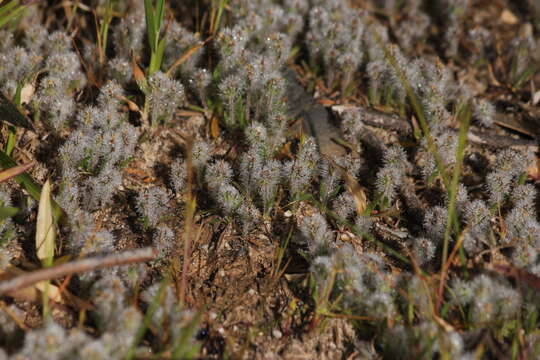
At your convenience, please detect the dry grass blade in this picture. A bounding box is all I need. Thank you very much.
[0,248,157,296]
[131,54,146,87]
[166,38,210,78]
[325,155,367,215]
[119,95,141,112]
[0,161,34,183]
[0,300,28,330]
[35,179,55,266]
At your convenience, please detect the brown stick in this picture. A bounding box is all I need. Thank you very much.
[0,248,157,296]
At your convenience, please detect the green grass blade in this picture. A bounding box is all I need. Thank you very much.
[441,103,471,266]
[0,206,19,220]
[154,36,166,70]
[0,0,19,19]
[369,27,451,190]
[155,0,165,32]
[0,150,63,222]
[513,65,537,90]
[125,279,169,360]
[144,0,156,51]
[5,127,16,156]
[170,311,202,359]
[213,0,227,34]
[0,3,25,28]
[0,91,34,131]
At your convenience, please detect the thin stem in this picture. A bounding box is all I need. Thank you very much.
[179,137,196,305]
[437,104,471,314]
[441,104,471,268]
[369,24,451,189]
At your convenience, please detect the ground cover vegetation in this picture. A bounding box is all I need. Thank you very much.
[0,0,539,358]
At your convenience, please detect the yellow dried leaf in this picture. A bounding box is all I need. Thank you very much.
[500,9,518,25]
[36,179,55,266]
[20,82,35,104]
[35,282,63,303]
[131,56,147,92]
[0,267,62,303]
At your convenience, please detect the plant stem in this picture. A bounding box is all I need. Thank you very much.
[441,103,471,268]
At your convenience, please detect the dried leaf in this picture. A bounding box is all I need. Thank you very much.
[119,95,141,112]
[326,157,367,215]
[35,281,63,303]
[533,90,540,106]
[0,161,34,183]
[528,157,540,181]
[166,40,207,77]
[500,9,519,25]
[277,141,293,160]
[319,98,335,106]
[131,56,147,91]
[20,82,34,104]
[210,116,220,138]
[36,179,55,265]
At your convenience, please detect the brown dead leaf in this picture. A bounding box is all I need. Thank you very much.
[166,40,208,77]
[210,116,220,138]
[487,63,503,87]
[119,95,140,112]
[500,9,519,25]
[528,157,540,181]
[123,166,152,179]
[177,110,204,117]
[325,157,367,215]
[277,142,293,160]
[319,98,335,106]
[131,56,146,86]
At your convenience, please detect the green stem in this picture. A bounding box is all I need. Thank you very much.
[0,150,64,222]
[5,127,16,156]
[370,26,451,189]
[441,103,471,267]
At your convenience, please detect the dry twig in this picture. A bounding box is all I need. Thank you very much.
[0,248,156,296]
